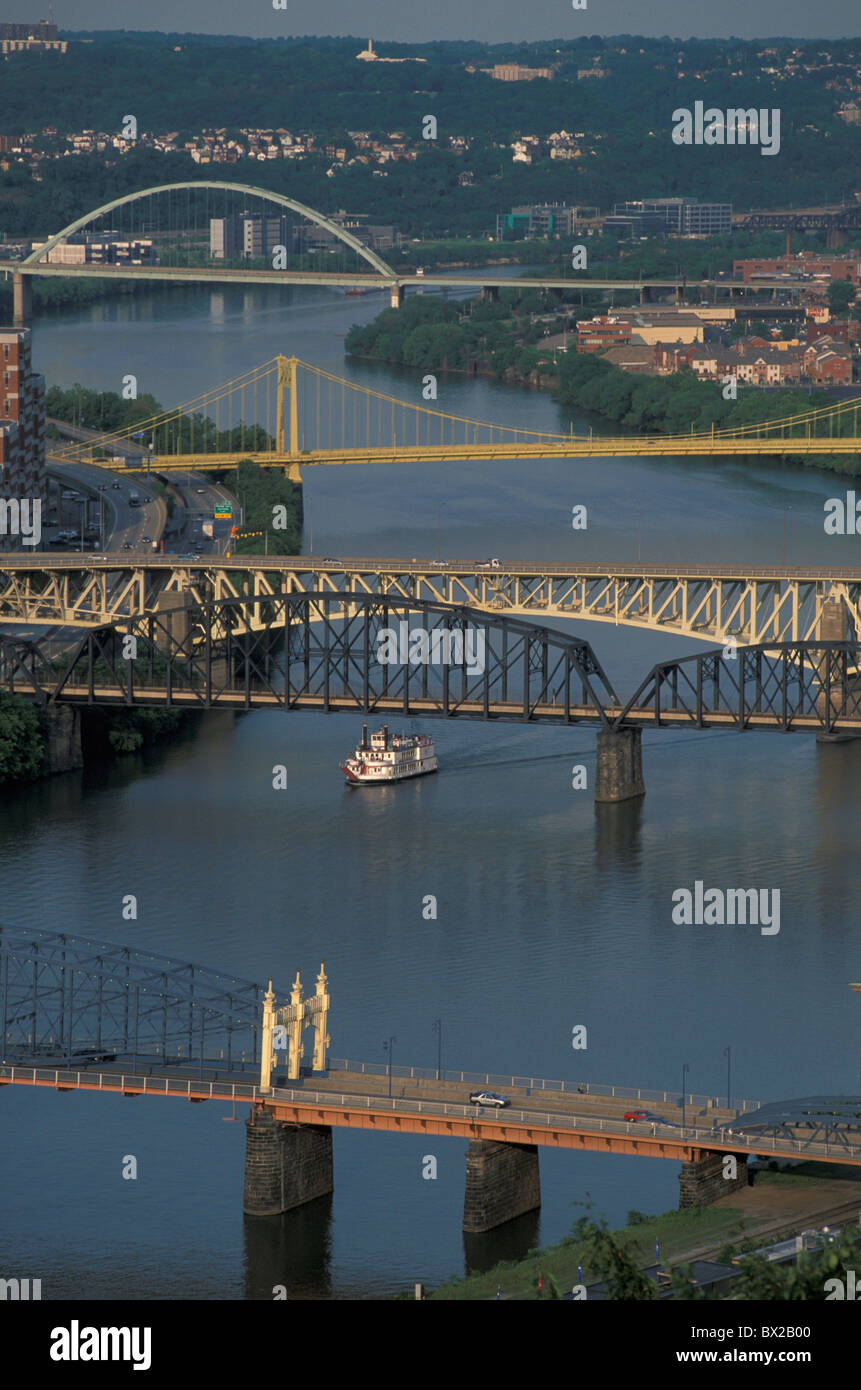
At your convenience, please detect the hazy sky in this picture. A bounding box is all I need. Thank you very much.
[54,0,861,44]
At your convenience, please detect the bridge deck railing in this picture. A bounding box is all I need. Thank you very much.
[1,1065,854,1162]
[327,1058,758,1112]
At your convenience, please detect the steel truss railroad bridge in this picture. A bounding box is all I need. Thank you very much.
[2,589,861,739]
[3,557,861,801]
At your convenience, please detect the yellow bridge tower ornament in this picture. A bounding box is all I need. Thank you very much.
[259,962,330,1092]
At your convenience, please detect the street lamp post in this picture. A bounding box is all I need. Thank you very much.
[383,1036,396,1098]
[724,1045,732,1113]
[782,507,792,566]
[437,501,448,561]
[681,1063,690,1130]
[79,499,85,553]
[432,1018,442,1082]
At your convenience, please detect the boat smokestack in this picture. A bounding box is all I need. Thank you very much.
[361,723,368,749]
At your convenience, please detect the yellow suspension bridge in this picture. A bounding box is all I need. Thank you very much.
[50,355,861,477]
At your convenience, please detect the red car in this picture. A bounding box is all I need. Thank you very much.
[624,1109,650,1123]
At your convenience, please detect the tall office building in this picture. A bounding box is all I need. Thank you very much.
[0,328,46,551]
[210,214,293,261]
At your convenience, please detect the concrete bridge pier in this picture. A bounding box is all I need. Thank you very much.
[480,285,500,303]
[152,590,195,649]
[816,595,860,742]
[678,1150,749,1208]
[389,283,404,308]
[462,1139,541,1233]
[594,727,645,803]
[42,704,83,774]
[243,1106,334,1217]
[13,273,32,328]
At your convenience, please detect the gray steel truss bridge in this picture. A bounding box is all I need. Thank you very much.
[0,924,267,1073]
[715,1098,861,1152]
[2,592,861,737]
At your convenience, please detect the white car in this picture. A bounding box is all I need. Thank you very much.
[469,1091,510,1108]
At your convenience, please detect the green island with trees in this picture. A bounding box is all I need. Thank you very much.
[347,276,861,475]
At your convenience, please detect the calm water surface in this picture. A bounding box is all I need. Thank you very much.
[0,283,858,1298]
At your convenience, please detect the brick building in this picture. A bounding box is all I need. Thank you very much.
[807,318,859,345]
[0,328,46,551]
[733,252,861,283]
[733,347,804,385]
[804,339,853,384]
[576,315,633,352]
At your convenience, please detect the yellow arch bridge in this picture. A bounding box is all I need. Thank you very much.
[49,355,861,475]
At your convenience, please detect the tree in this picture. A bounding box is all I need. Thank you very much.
[578,1218,658,1300]
[0,693,45,782]
[828,278,855,316]
[734,1232,860,1299]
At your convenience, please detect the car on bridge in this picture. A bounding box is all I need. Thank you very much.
[469,1090,510,1108]
[624,1108,679,1126]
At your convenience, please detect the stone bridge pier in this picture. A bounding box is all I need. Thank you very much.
[243,1107,334,1217]
[463,1140,541,1233]
[242,1111,544,1233]
[594,727,645,803]
[679,1150,749,1207]
[43,704,82,774]
[816,595,861,741]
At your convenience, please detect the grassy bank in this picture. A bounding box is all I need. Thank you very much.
[428,1206,749,1300]
[428,1165,861,1300]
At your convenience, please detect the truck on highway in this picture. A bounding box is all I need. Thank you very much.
[128,490,141,507]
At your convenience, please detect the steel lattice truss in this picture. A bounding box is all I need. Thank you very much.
[0,594,621,728]
[2,558,861,649]
[0,925,267,1067]
[716,1097,861,1151]
[616,641,861,735]
[5,590,861,734]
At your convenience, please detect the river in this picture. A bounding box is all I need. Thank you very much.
[1,279,860,1299]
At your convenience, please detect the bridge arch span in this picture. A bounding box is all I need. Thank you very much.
[21,180,398,279]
